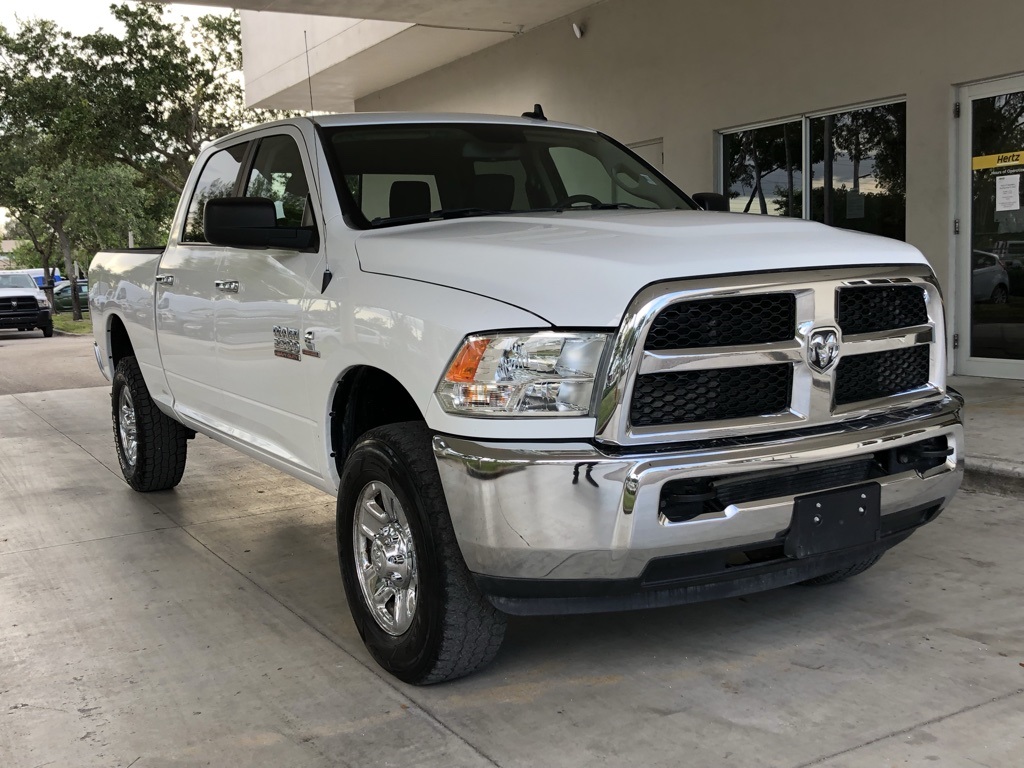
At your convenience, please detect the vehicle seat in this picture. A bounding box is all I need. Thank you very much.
[475,174,515,210]
[389,181,432,218]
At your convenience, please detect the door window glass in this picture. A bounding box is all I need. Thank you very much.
[969,91,1024,359]
[245,135,314,227]
[182,143,247,242]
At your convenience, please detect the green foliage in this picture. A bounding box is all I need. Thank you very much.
[0,2,292,319]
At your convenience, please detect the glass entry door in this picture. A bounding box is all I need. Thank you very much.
[958,76,1024,377]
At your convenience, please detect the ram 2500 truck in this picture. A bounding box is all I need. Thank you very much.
[89,113,964,684]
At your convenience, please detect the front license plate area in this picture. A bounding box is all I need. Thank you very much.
[784,483,881,559]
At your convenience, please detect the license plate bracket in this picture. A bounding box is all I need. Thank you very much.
[784,483,881,559]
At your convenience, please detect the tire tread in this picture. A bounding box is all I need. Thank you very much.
[113,357,188,492]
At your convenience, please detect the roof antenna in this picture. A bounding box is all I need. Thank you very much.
[522,103,547,121]
[304,31,333,293]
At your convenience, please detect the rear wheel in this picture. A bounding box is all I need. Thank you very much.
[799,554,882,586]
[338,422,506,684]
[991,284,1009,304]
[111,356,188,491]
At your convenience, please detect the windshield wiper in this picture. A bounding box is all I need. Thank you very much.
[370,207,509,226]
[520,202,659,214]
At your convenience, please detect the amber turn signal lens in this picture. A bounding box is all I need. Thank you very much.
[445,337,490,383]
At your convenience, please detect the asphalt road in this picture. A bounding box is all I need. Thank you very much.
[0,329,105,395]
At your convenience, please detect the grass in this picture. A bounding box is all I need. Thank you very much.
[52,314,93,335]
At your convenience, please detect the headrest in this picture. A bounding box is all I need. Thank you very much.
[476,174,515,210]
[389,180,432,219]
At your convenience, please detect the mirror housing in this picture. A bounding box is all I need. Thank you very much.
[692,192,730,212]
[204,197,318,250]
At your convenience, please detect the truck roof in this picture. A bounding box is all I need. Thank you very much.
[209,112,595,148]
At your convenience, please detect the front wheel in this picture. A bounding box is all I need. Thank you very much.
[338,422,506,684]
[111,356,188,491]
[42,325,54,338]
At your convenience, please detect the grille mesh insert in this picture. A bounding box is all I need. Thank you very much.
[631,364,793,427]
[837,285,928,335]
[835,345,930,405]
[645,294,795,350]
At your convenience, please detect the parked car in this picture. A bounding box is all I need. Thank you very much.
[52,281,90,313]
[0,271,53,336]
[972,250,1010,303]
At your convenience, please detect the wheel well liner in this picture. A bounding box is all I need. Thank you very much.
[108,315,134,369]
[331,367,423,474]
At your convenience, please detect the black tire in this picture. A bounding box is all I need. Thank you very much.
[42,325,54,338]
[338,421,506,684]
[991,285,1009,304]
[799,554,882,586]
[111,356,188,492]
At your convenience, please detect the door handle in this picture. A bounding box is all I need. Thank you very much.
[215,280,240,293]
[155,274,174,285]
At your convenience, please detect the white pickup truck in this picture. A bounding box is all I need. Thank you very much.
[89,112,964,683]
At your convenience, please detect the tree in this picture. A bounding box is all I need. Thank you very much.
[0,3,292,318]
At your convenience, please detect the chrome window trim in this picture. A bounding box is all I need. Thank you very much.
[595,264,945,447]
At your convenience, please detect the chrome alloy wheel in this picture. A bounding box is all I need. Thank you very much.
[353,481,418,636]
[118,387,138,468]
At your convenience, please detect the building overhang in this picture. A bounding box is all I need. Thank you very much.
[154,1,598,110]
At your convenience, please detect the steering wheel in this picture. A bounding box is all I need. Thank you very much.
[552,194,602,209]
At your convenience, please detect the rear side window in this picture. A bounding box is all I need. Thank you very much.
[182,143,248,243]
[244,134,315,228]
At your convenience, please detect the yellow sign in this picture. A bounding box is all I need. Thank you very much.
[972,151,1024,170]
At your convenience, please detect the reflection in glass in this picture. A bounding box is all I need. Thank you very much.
[722,121,802,216]
[809,102,906,241]
[970,91,1024,360]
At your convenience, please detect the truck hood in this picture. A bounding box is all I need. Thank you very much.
[354,210,929,327]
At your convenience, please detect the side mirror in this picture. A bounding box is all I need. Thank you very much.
[204,197,318,250]
[691,192,730,212]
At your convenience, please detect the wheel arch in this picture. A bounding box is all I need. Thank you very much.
[106,313,135,371]
[329,366,424,479]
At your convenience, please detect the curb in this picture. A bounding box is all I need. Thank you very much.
[962,458,1024,498]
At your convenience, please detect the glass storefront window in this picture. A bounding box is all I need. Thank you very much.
[720,101,906,241]
[722,121,802,216]
[810,102,906,241]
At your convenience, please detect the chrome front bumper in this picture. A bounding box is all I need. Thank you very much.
[433,395,964,582]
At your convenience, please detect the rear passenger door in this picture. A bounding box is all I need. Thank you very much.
[213,128,324,475]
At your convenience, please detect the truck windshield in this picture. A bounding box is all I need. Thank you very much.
[323,123,695,227]
[0,274,37,290]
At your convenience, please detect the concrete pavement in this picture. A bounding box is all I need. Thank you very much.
[0,329,106,395]
[2,383,1023,767]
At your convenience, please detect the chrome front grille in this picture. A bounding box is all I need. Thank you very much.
[631,364,793,426]
[836,285,928,335]
[834,344,931,405]
[644,294,795,350]
[596,265,945,447]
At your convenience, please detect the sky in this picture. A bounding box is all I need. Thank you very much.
[0,0,228,37]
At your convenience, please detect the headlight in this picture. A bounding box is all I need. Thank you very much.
[37,297,50,309]
[436,331,608,416]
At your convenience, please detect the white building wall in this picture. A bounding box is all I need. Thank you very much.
[354,0,1024,299]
